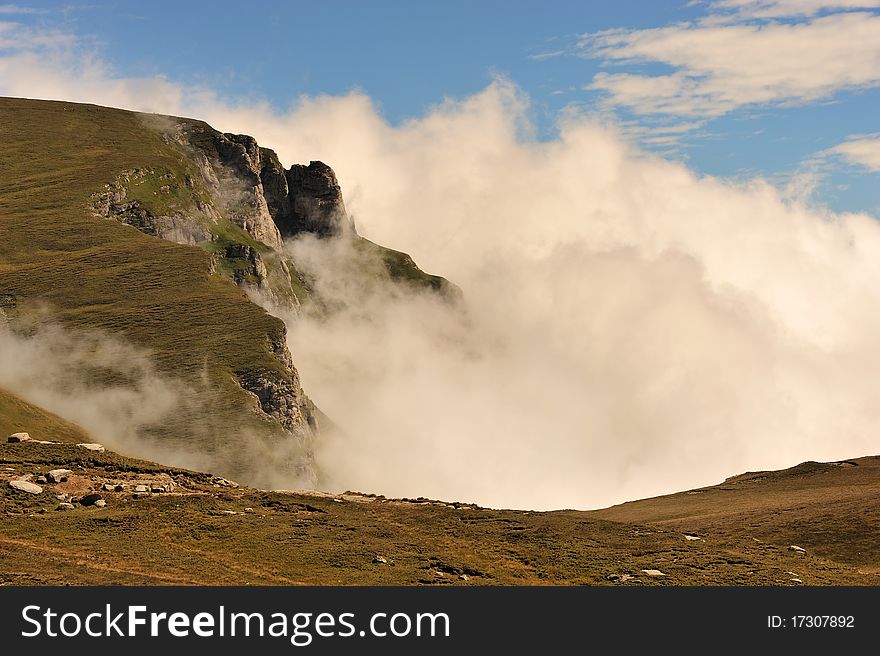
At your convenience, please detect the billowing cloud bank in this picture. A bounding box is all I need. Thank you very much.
[274,83,880,509]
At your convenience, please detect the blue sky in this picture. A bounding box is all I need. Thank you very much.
[2,0,879,214]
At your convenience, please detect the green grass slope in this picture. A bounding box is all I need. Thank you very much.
[0,389,92,445]
[2,433,877,585]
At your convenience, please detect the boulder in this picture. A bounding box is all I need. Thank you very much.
[94,499,107,508]
[7,432,30,443]
[46,469,72,483]
[640,569,666,577]
[35,476,48,484]
[55,503,75,511]
[9,480,42,494]
[134,485,148,493]
[77,443,105,452]
[79,493,103,506]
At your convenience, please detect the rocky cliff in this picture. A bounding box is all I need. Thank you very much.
[88,111,454,460]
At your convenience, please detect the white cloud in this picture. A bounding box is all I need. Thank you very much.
[825,133,880,171]
[4,26,880,509]
[0,4,46,14]
[581,9,880,117]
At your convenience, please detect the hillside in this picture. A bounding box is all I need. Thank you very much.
[0,97,452,488]
[1,397,877,585]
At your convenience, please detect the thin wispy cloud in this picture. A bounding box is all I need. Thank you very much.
[0,20,75,49]
[580,7,880,119]
[820,133,880,171]
[709,0,880,18]
[528,49,565,61]
[0,4,46,14]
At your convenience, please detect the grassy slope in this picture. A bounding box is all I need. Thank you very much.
[0,98,291,448]
[594,457,880,572]
[0,389,92,444]
[0,400,876,586]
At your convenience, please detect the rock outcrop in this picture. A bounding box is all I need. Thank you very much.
[236,329,319,434]
[277,161,353,238]
[178,126,285,251]
[91,168,215,245]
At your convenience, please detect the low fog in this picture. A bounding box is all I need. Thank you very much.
[0,315,313,490]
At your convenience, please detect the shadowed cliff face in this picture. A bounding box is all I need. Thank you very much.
[280,161,353,238]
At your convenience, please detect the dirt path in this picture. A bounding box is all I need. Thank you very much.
[0,536,203,585]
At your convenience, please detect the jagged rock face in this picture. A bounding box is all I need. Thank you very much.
[277,161,353,238]
[175,124,284,251]
[237,332,319,434]
[259,147,291,222]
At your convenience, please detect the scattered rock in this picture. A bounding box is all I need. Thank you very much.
[102,483,115,492]
[459,574,470,581]
[94,499,107,508]
[134,485,149,493]
[77,443,105,452]
[35,476,48,484]
[80,493,103,506]
[151,485,166,493]
[7,432,30,443]
[9,480,42,494]
[640,569,666,577]
[372,556,388,564]
[55,503,75,511]
[46,469,72,483]
[790,578,803,584]
[56,493,67,501]
[114,484,125,492]
[684,535,702,541]
[789,545,807,554]
[607,573,635,583]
